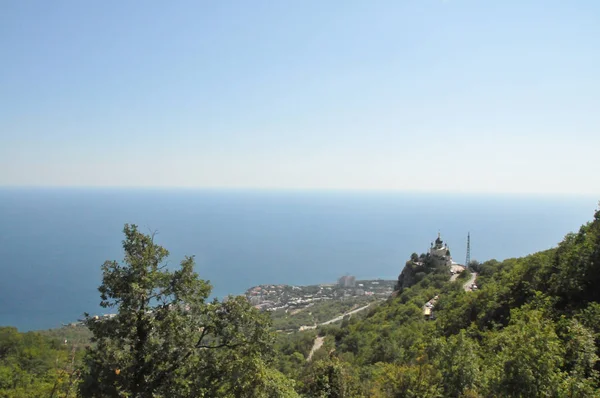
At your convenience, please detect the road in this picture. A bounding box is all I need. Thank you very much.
[304,303,374,361]
[463,272,477,291]
[307,336,325,361]
[450,264,466,281]
[298,302,374,331]
[320,303,373,326]
[424,271,478,316]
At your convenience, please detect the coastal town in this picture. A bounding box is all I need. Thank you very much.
[244,276,396,312]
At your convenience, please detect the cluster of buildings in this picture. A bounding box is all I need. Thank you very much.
[67,313,116,327]
[245,278,395,312]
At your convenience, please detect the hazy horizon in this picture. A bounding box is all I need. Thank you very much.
[1,185,598,198]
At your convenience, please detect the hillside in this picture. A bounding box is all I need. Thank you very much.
[277,206,600,397]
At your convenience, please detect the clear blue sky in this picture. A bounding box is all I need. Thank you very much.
[1,0,599,194]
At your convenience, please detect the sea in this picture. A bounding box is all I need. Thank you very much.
[0,188,596,332]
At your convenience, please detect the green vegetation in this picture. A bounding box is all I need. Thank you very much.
[271,206,600,397]
[2,206,600,396]
[38,326,93,349]
[274,331,318,379]
[0,327,81,397]
[396,251,450,291]
[79,224,297,397]
[457,267,471,280]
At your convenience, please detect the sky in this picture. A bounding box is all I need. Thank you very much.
[1,0,599,194]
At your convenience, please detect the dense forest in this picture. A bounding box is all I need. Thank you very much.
[1,206,599,397]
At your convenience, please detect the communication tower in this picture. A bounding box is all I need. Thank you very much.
[465,232,471,268]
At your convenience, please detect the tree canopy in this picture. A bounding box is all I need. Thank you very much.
[79,224,296,398]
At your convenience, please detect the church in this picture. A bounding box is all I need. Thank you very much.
[429,232,453,267]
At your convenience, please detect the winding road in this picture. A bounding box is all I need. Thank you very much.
[320,303,373,326]
[423,271,478,316]
[463,272,477,291]
[303,303,375,360]
[298,302,374,331]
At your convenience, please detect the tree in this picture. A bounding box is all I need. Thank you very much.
[432,330,480,397]
[368,361,442,398]
[79,224,296,397]
[482,309,564,397]
[300,356,362,398]
[549,208,600,308]
[557,318,599,396]
[468,260,481,273]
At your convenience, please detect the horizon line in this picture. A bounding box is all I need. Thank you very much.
[0,185,598,198]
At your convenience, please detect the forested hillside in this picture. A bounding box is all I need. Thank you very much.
[279,206,600,397]
[0,327,82,397]
[1,207,599,397]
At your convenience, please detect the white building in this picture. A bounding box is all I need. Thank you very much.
[430,233,453,267]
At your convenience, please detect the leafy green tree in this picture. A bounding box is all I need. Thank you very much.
[467,260,481,273]
[300,356,362,398]
[80,224,296,397]
[368,361,442,398]
[432,330,480,397]
[482,309,564,397]
[457,268,471,280]
[556,318,599,397]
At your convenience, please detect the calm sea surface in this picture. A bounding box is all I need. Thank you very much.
[0,188,596,331]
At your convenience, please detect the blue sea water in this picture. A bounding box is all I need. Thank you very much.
[0,188,596,331]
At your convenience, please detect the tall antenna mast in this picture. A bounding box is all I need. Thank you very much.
[465,232,471,268]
